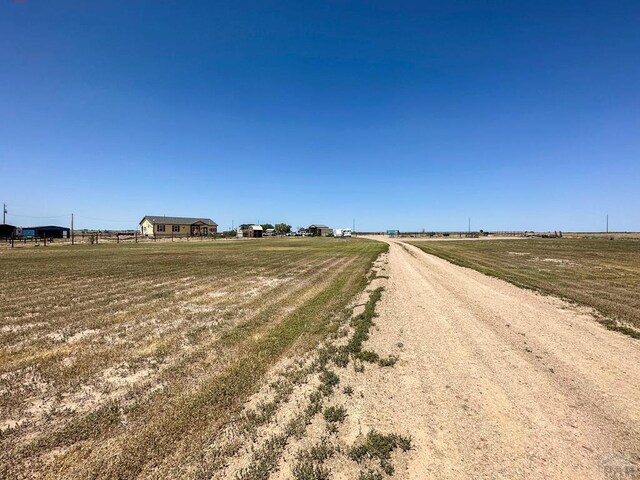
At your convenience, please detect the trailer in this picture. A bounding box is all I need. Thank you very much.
[334,228,352,238]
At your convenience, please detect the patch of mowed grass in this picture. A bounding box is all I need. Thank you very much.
[0,238,387,479]
[409,238,640,336]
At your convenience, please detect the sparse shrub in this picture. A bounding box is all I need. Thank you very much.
[356,350,379,363]
[343,385,354,396]
[318,369,340,395]
[333,347,349,368]
[297,442,335,463]
[323,405,347,423]
[292,461,331,480]
[305,390,323,420]
[378,355,399,367]
[293,443,334,480]
[350,430,413,476]
[315,345,337,371]
[358,469,383,480]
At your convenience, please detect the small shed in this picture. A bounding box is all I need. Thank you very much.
[386,230,400,237]
[243,225,263,238]
[308,224,332,237]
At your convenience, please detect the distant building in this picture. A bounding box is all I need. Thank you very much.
[0,224,17,238]
[308,224,332,236]
[139,216,218,237]
[242,225,263,238]
[22,226,70,239]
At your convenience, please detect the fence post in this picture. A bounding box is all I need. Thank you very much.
[135,232,138,243]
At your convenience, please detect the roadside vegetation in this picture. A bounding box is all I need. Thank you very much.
[408,238,640,337]
[215,252,411,479]
[0,238,386,478]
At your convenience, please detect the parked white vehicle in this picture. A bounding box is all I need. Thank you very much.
[333,228,352,238]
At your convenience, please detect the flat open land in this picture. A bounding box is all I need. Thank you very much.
[408,238,640,335]
[0,239,385,478]
[2,236,640,479]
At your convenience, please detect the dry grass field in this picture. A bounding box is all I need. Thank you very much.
[408,238,640,336]
[0,238,386,479]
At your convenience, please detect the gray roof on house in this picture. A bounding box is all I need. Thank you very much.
[141,216,218,226]
[309,224,330,229]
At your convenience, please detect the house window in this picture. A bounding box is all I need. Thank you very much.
[172,225,180,232]
[157,225,165,232]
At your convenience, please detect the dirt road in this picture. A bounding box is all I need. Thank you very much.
[354,238,640,479]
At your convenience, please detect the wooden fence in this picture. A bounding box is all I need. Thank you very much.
[0,232,233,248]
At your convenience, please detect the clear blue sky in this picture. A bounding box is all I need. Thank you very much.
[1,1,639,232]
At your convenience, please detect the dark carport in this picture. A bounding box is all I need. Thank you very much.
[22,226,71,239]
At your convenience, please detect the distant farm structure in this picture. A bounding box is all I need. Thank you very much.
[22,225,71,239]
[242,225,263,238]
[308,224,332,237]
[140,216,218,238]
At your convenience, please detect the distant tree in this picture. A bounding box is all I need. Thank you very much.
[261,223,274,231]
[275,223,292,234]
[238,224,251,230]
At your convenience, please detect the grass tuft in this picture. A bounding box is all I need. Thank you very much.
[350,430,413,475]
[378,355,399,367]
[323,405,347,423]
[318,369,340,396]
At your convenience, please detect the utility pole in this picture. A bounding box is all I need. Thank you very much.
[352,218,355,233]
[2,203,6,224]
[71,213,74,245]
[468,216,471,234]
[606,214,609,233]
